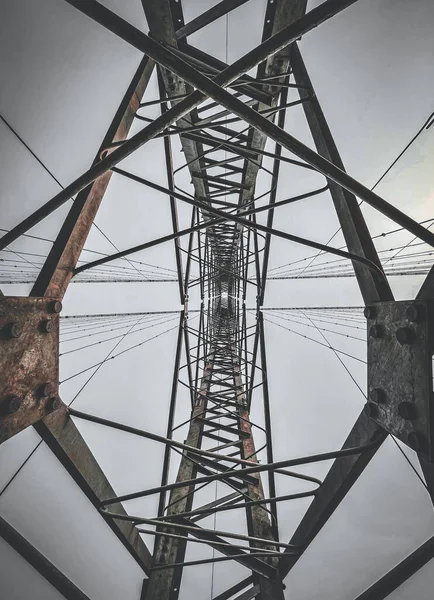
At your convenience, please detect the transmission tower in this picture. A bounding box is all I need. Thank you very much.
[1,1,434,600]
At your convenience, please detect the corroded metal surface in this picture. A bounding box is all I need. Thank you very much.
[366,300,434,459]
[0,296,61,443]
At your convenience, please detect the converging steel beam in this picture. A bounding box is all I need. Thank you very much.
[157,70,185,303]
[175,0,249,40]
[144,359,213,600]
[31,55,154,299]
[0,515,91,600]
[58,0,434,249]
[280,414,387,577]
[289,42,393,305]
[71,170,381,278]
[0,0,360,250]
[33,406,153,573]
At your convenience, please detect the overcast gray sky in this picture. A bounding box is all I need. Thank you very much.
[1,0,434,599]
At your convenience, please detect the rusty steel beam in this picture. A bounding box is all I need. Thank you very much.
[30,55,154,299]
[234,356,285,600]
[0,43,156,573]
[15,48,157,576]
[0,297,61,443]
[33,405,152,573]
[0,515,91,600]
[144,360,213,600]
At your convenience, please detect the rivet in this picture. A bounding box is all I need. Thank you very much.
[50,301,62,314]
[39,319,54,333]
[364,306,375,319]
[47,397,61,411]
[4,396,21,414]
[406,305,422,323]
[370,388,386,404]
[398,402,417,420]
[3,322,22,339]
[369,324,382,339]
[396,327,415,345]
[364,402,378,418]
[407,431,426,453]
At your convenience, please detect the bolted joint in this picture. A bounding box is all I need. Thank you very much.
[398,402,417,421]
[407,431,427,453]
[369,324,383,339]
[2,396,21,415]
[364,402,378,418]
[37,382,54,399]
[370,388,386,404]
[39,319,54,334]
[396,327,416,345]
[364,306,376,319]
[406,304,423,323]
[49,301,63,314]
[46,397,61,412]
[3,322,22,339]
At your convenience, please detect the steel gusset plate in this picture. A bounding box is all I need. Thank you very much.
[366,300,434,460]
[0,296,62,444]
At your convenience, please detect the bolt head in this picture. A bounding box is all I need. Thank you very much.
[406,305,422,323]
[38,383,54,398]
[47,396,61,411]
[364,402,378,418]
[3,322,22,339]
[364,306,375,319]
[398,401,417,420]
[5,396,21,414]
[407,431,426,453]
[50,301,62,314]
[396,327,415,345]
[370,388,386,404]
[40,319,54,333]
[369,324,382,339]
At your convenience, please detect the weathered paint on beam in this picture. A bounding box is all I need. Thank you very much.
[34,405,152,573]
[31,56,154,299]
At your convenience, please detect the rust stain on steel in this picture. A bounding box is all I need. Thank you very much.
[0,296,62,443]
[40,58,155,300]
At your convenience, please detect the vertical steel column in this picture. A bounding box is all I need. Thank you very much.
[234,355,285,600]
[145,359,213,600]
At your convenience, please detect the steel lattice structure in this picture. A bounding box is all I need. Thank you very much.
[1,1,434,599]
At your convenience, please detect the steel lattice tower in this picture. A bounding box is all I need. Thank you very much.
[1,1,434,599]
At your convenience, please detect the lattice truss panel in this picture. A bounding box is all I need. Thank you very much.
[1,2,434,600]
